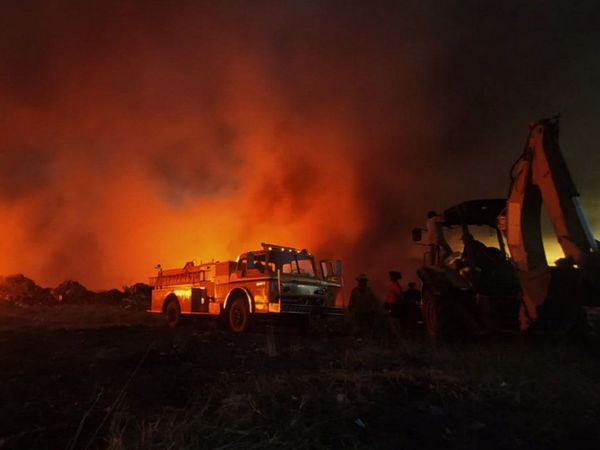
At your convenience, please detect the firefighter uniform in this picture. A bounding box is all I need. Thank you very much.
[348,274,378,336]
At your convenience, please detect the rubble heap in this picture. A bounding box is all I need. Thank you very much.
[121,283,152,310]
[52,280,94,304]
[0,274,152,309]
[0,274,54,306]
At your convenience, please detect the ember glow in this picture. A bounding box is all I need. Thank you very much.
[1,1,599,289]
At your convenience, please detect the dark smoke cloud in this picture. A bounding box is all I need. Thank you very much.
[1,0,599,290]
[0,148,55,201]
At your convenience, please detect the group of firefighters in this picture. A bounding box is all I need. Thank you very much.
[347,271,422,339]
[345,212,448,338]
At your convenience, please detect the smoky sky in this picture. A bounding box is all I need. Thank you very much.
[1,0,599,289]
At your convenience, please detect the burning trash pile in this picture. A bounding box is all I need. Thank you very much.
[0,274,151,310]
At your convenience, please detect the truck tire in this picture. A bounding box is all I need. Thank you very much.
[165,299,181,328]
[228,297,250,333]
[422,287,440,341]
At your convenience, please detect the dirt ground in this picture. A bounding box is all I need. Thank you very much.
[1,305,600,449]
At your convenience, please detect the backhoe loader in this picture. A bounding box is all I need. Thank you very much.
[413,118,599,339]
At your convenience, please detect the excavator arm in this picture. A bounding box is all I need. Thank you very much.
[500,118,599,329]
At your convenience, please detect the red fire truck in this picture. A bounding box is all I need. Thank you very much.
[148,243,345,332]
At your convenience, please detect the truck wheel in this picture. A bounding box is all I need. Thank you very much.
[165,300,181,328]
[422,288,440,341]
[228,297,250,333]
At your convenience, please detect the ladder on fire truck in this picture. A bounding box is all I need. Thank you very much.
[151,261,208,288]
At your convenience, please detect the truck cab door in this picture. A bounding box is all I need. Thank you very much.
[320,259,343,283]
[236,255,248,278]
[321,259,345,308]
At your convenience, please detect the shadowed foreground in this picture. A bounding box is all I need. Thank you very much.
[1,304,599,449]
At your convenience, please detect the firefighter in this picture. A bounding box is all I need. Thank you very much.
[385,271,404,338]
[348,273,378,338]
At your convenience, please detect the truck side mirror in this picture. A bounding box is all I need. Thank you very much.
[247,252,255,269]
[334,260,343,277]
[412,228,423,242]
[320,259,343,279]
[320,261,330,278]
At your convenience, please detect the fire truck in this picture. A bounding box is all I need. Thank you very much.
[148,243,345,332]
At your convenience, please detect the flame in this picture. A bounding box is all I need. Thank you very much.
[0,84,366,288]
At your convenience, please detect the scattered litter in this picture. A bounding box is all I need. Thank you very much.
[354,418,367,429]
[298,395,307,410]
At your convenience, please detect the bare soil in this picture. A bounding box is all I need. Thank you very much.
[1,305,600,449]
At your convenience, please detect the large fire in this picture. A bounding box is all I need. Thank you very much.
[0,104,367,288]
[1,1,598,290]
[0,2,425,290]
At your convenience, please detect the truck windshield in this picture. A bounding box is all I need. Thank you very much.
[270,251,316,276]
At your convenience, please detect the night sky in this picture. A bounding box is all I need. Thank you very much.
[1,0,599,289]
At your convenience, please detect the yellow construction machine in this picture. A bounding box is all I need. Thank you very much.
[413,118,599,339]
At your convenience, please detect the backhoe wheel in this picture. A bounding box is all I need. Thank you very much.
[165,300,181,328]
[228,297,250,333]
[422,288,440,341]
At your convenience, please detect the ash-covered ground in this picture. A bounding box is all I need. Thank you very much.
[1,276,600,449]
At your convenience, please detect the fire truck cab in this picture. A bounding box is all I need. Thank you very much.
[148,243,345,332]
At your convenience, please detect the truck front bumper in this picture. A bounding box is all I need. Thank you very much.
[280,304,345,316]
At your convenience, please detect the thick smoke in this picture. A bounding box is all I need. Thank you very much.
[1,0,599,290]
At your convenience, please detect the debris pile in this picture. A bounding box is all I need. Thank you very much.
[94,288,125,304]
[52,280,94,304]
[0,274,54,306]
[0,274,152,310]
[121,283,152,310]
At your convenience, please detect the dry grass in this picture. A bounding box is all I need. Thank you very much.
[0,302,160,331]
[102,335,600,449]
[2,303,599,449]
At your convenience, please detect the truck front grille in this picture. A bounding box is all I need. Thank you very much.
[280,304,344,316]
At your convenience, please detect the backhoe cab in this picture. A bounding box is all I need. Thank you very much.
[413,200,521,339]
